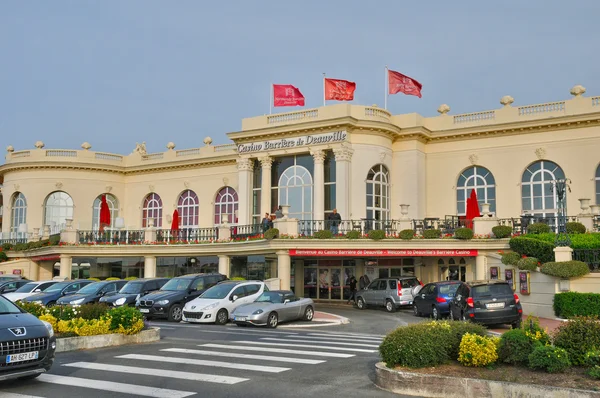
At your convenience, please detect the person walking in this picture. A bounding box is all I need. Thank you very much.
[328,208,342,235]
[346,276,357,304]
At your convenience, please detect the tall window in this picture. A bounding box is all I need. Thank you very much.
[177,190,199,227]
[456,166,496,215]
[596,164,600,205]
[10,192,27,234]
[252,161,261,224]
[278,165,313,220]
[142,193,163,228]
[324,151,337,220]
[44,191,74,232]
[521,160,565,216]
[366,164,390,221]
[215,187,239,224]
[92,194,119,230]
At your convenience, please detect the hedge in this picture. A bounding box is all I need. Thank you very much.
[345,230,361,239]
[264,228,280,240]
[554,292,600,318]
[566,222,586,234]
[454,228,474,240]
[0,251,7,263]
[367,229,386,240]
[540,261,590,278]
[508,236,554,263]
[527,223,551,234]
[314,230,333,239]
[423,229,441,239]
[516,257,539,271]
[492,225,512,238]
[501,252,520,266]
[398,229,414,240]
[521,232,600,250]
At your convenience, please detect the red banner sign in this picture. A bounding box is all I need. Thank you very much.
[289,249,478,257]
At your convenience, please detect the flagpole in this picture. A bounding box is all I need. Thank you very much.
[269,83,273,114]
[384,66,388,110]
[322,73,326,107]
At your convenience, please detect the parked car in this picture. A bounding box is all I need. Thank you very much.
[230,290,314,328]
[0,294,56,381]
[137,273,226,322]
[100,278,169,307]
[355,277,422,312]
[182,280,266,325]
[413,281,461,320]
[3,280,57,302]
[21,280,94,306]
[0,280,29,295]
[449,280,523,328]
[56,280,128,306]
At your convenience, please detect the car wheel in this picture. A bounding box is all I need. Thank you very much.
[168,304,183,322]
[385,299,395,313]
[46,301,56,308]
[267,312,278,328]
[303,306,314,321]
[511,319,522,329]
[215,309,228,325]
[432,306,439,320]
[356,297,366,310]
[413,304,420,317]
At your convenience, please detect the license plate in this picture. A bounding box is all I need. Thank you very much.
[486,302,505,309]
[7,351,38,363]
[139,308,150,313]
[235,317,247,321]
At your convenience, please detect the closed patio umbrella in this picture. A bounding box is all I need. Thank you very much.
[171,209,180,239]
[465,190,481,229]
[99,195,111,232]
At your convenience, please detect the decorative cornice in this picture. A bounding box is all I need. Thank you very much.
[259,156,274,169]
[333,145,354,162]
[236,157,254,171]
[310,149,326,164]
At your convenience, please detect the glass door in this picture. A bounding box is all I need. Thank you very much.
[318,269,331,299]
[304,267,318,298]
[330,268,342,300]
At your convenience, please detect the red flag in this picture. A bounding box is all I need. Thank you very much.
[273,84,305,107]
[99,195,111,232]
[324,78,356,101]
[388,70,422,98]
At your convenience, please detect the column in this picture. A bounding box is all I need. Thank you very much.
[277,250,291,290]
[259,156,273,216]
[295,260,304,298]
[218,255,230,277]
[144,256,157,278]
[333,146,354,221]
[236,158,254,225]
[475,254,486,280]
[59,255,72,280]
[311,149,325,220]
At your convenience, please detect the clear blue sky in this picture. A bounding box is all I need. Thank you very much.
[1,1,598,154]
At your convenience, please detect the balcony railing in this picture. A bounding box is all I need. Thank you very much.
[78,230,145,245]
[498,215,580,235]
[231,224,263,240]
[156,228,217,243]
[573,249,600,272]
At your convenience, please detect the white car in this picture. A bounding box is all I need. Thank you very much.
[182,280,266,325]
[4,280,58,302]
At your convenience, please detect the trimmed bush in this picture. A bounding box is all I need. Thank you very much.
[516,256,539,271]
[398,229,414,240]
[589,366,600,380]
[458,333,499,367]
[524,232,600,250]
[345,230,361,239]
[1,243,13,251]
[498,328,541,365]
[528,345,571,373]
[230,276,246,281]
[509,236,554,263]
[554,292,600,318]
[522,316,551,346]
[429,320,488,360]
[584,349,600,367]
[87,277,101,281]
[13,243,28,251]
[423,229,441,239]
[527,222,551,234]
[540,261,590,278]
[367,229,386,241]
[264,228,280,240]
[314,229,333,239]
[124,276,138,281]
[76,303,110,321]
[566,222,586,234]
[105,277,120,281]
[0,251,7,263]
[454,228,474,240]
[501,252,520,266]
[553,316,600,365]
[492,225,513,238]
[108,305,145,335]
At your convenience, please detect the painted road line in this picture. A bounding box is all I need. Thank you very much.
[117,354,290,373]
[307,332,385,339]
[260,337,379,348]
[232,340,376,353]
[162,348,326,365]
[148,323,298,335]
[284,335,383,343]
[0,393,45,398]
[200,343,355,358]
[37,374,196,398]
[62,362,248,384]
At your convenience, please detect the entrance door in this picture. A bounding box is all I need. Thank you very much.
[317,268,342,300]
[448,265,467,281]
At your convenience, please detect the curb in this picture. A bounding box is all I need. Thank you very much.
[279,311,349,329]
[56,327,161,353]
[374,362,600,398]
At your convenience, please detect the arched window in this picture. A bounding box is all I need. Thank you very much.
[10,192,27,234]
[177,190,199,227]
[214,187,238,225]
[366,164,390,221]
[456,166,496,216]
[278,165,313,220]
[92,194,119,230]
[521,160,565,216]
[595,164,600,205]
[44,191,74,233]
[142,193,163,228]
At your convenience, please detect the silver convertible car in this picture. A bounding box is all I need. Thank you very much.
[230,290,314,328]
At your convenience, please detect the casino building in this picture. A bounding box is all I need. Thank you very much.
[1,85,599,303]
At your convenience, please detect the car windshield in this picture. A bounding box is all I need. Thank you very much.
[75,283,103,295]
[438,284,460,296]
[44,282,71,293]
[161,278,191,291]
[120,282,143,294]
[0,296,23,314]
[472,284,513,297]
[200,284,235,299]
[15,282,40,293]
[255,292,284,304]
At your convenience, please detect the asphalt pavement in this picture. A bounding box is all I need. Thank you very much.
[0,305,420,398]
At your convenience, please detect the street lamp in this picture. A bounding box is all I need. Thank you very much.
[551,178,571,247]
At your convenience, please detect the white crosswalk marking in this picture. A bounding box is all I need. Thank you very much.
[308,332,385,339]
[261,337,379,348]
[162,348,326,364]
[117,353,290,373]
[0,393,45,398]
[285,334,382,343]
[233,340,376,353]
[62,361,249,384]
[37,374,196,398]
[201,343,356,357]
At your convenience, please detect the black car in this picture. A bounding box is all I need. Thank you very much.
[0,280,29,295]
[56,280,128,306]
[413,281,461,320]
[22,280,94,306]
[100,278,169,307]
[0,294,56,381]
[137,273,226,322]
[449,280,523,328]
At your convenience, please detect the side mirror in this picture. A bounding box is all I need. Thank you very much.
[231,295,238,302]
[34,289,42,293]
[284,299,290,304]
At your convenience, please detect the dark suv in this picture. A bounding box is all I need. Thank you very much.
[449,280,522,328]
[56,280,128,306]
[355,277,422,312]
[100,278,169,307]
[136,273,226,322]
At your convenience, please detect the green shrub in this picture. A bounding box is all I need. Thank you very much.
[501,252,520,266]
[584,349,600,367]
[13,243,28,251]
[105,277,120,281]
[589,366,600,380]
[124,276,138,281]
[566,222,586,234]
[16,300,46,317]
[527,222,551,234]
[314,230,333,239]
[107,306,143,332]
[541,261,590,278]
[1,243,13,251]
[458,333,500,367]
[492,225,513,238]
[553,316,600,365]
[498,328,541,365]
[516,256,539,271]
[264,228,279,240]
[509,236,555,263]
[46,305,78,321]
[398,229,414,240]
[230,277,246,281]
[49,234,61,245]
[423,229,441,239]
[554,292,600,318]
[528,345,571,373]
[345,230,361,239]
[443,321,489,359]
[454,228,474,240]
[77,303,110,320]
[522,315,551,346]
[524,232,600,250]
[0,251,7,263]
[367,229,386,240]
[379,323,449,368]
[87,277,101,281]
